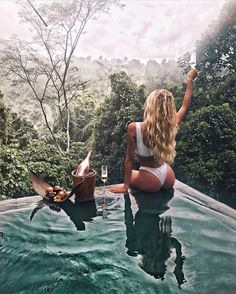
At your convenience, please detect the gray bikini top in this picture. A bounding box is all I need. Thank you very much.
[135,122,153,157]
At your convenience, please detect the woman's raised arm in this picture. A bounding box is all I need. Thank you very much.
[176,68,198,125]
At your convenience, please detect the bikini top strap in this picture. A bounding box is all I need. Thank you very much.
[136,122,142,145]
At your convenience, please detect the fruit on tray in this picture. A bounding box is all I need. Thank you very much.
[45,186,69,202]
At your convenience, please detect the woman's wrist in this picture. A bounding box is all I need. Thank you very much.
[187,78,193,83]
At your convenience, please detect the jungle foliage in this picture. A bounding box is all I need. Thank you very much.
[174,0,236,206]
[92,71,146,183]
[0,1,235,207]
[0,91,88,199]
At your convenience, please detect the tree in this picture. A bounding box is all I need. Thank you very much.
[175,104,236,200]
[0,90,38,148]
[0,92,90,199]
[195,0,236,93]
[0,94,39,199]
[54,89,98,144]
[173,1,236,206]
[177,52,191,75]
[144,59,184,92]
[0,91,7,145]
[92,71,145,183]
[0,0,120,153]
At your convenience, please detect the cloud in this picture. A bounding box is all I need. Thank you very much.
[0,0,226,60]
[134,20,153,43]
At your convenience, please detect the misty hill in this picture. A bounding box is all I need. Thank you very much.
[0,56,184,129]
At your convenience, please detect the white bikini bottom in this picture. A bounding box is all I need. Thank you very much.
[139,163,168,186]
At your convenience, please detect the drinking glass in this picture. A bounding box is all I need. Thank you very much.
[190,50,196,68]
[101,165,108,218]
[101,165,108,194]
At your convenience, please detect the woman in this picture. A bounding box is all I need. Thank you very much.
[109,68,198,193]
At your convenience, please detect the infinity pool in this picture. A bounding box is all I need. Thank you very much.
[0,181,235,294]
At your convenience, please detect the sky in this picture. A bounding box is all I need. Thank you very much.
[0,0,226,61]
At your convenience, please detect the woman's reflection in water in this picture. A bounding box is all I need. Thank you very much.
[30,198,97,231]
[124,188,186,288]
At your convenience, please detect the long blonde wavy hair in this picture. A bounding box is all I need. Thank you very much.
[143,89,178,165]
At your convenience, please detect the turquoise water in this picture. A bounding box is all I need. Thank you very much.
[0,182,236,294]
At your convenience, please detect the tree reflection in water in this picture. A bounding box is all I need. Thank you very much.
[124,188,186,288]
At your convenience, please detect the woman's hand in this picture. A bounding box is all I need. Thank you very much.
[187,68,198,81]
[109,184,128,194]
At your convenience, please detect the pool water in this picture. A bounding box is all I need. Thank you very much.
[0,181,236,294]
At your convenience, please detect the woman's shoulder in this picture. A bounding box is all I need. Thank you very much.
[127,122,138,135]
[128,121,136,128]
